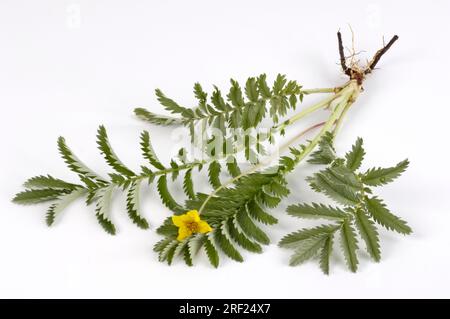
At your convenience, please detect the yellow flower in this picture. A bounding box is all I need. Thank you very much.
[172,210,212,241]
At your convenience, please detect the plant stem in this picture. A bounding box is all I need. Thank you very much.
[275,85,351,132]
[198,81,359,214]
[198,121,327,214]
[302,87,341,94]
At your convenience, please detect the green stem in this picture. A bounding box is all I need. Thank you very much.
[198,81,359,214]
[302,87,340,94]
[288,87,355,167]
[198,121,327,214]
[275,85,351,132]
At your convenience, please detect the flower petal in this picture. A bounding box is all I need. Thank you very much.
[186,210,201,222]
[172,215,185,227]
[197,220,213,234]
[177,226,192,241]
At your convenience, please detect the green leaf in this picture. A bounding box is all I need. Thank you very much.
[156,217,178,237]
[227,79,244,107]
[46,189,86,226]
[308,132,336,164]
[319,235,333,275]
[154,238,173,253]
[208,161,221,189]
[158,239,178,263]
[211,86,228,112]
[308,171,360,206]
[94,185,116,235]
[214,224,244,262]
[273,74,287,95]
[155,88,193,118]
[204,233,220,268]
[289,236,326,266]
[182,244,193,266]
[58,137,106,183]
[236,207,270,245]
[279,225,338,248]
[353,208,381,261]
[23,175,81,190]
[245,77,259,102]
[345,137,365,171]
[257,74,271,99]
[324,165,362,190]
[134,108,182,126]
[340,219,359,272]
[361,159,409,186]
[365,197,412,234]
[13,189,70,205]
[247,200,278,225]
[227,218,262,253]
[183,169,196,200]
[96,126,135,177]
[126,181,149,229]
[226,157,241,177]
[193,83,208,104]
[188,234,206,258]
[140,131,165,170]
[286,203,346,221]
[157,175,184,214]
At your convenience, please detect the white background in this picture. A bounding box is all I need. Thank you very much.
[1,0,449,298]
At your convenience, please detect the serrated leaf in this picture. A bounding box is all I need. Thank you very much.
[46,189,86,226]
[361,159,409,186]
[319,235,333,275]
[236,207,270,245]
[208,161,221,189]
[134,108,182,126]
[279,225,338,248]
[95,185,116,235]
[13,189,70,205]
[126,181,149,229]
[226,157,241,177]
[155,88,193,118]
[227,218,262,253]
[247,200,278,225]
[286,203,346,221]
[340,219,359,272]
[289,236,326,266]
[227,79,244,107]
[193,83,207,104]
[156,217,178,237]
[365,197,412,234]
[211,86,227,112]
[204,234,219,268]
[245,77,259,102]
[158,240,178,263]
[23,175,81,190]
[324,165,362,190]
[273,74,287,95]
[257,74,271,99]
[308,132,336,164]
[354,208,381,261]
[182,245,193,266]
[96,126,135,177]
[58,137,106,183]
[345,137,365,171]
[140,131,165,170]
[157,175,184,214]
[153,238,173,253]
[188,234,205,257]
[214,224,243,262]
[183,169,196,200]
[309,172,360,205]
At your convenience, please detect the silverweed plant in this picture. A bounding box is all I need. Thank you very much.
[13,31,411,273]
